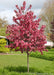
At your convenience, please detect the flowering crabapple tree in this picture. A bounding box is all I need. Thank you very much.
[6,1,48,72]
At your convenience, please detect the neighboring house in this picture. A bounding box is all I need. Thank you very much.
[0,36,9,45]
[45,41,53,47]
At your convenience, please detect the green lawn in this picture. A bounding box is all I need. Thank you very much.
[30,48,54,61]
[0,50,54,75]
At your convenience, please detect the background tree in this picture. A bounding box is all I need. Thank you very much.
[39,0,54,40]
[0,17,8,36]
[50,19,54,47]
[0,17,8,28]
[6,1,48,72]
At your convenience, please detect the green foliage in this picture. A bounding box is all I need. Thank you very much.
[0,39,10,53]
[30,49,54,61]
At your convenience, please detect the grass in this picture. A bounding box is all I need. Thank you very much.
[0,50,54,75]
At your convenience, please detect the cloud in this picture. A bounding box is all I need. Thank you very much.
[32,9,41,16]
[0,9,41,24]
[0,0,46,11]
[0,10,15,24]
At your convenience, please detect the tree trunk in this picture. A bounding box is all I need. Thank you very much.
[27,51,29,72]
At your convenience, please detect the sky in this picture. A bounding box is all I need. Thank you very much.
[0,0,46,24]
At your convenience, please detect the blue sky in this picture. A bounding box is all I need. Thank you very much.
[0,0,46,24]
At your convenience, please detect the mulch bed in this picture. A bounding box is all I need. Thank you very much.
[0,53,9,55]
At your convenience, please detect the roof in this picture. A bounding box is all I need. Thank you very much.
[0,36,6,39]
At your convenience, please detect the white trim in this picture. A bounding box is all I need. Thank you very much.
[0,36,6,39]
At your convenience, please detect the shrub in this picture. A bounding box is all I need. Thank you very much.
[45,46,51,49]
[52,46,54,48]
[0,39,10,53]
[51,48,54,50]
[30,49,54,61]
